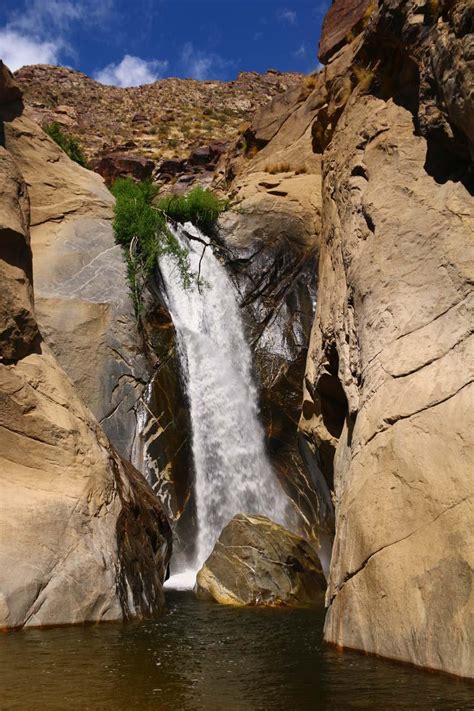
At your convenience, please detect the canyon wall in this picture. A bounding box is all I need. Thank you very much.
[0,63,171,629]
[304,0,473,678]
[230,0,473,678]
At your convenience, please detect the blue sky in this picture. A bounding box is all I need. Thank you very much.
[0,0,329,86]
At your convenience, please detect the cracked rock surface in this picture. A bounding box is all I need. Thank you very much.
[195,513,326,607]
[295,0,474,678]
[2,105,150,461]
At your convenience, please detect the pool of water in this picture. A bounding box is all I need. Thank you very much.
[1,591,473,710]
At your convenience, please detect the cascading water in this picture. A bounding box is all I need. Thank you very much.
[159,222,289,577]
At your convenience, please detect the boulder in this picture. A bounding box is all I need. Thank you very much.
[91,152,155,185]
[195,514,326,606]
[158,157,187,176]
[189,142,228,168]
[189,146,212,165]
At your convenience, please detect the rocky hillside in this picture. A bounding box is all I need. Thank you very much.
[15,64,302,170]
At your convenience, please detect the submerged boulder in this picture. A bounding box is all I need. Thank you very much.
[195,514,326,606]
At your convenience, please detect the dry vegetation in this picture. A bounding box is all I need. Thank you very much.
[16,65,303,166]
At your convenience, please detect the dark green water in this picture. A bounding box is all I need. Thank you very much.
[0,591,473,710]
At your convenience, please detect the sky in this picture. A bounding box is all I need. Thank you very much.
[0,0,329,87]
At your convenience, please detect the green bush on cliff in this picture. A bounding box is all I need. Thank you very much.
[44,122,88,168]
[111,178,191,314]
[158,187,228,237]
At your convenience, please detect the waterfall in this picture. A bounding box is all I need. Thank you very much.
[159,222,289,573]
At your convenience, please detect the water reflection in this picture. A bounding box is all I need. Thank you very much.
[0,591,473,710]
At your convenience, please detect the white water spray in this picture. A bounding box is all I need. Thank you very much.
[159,222,289,577]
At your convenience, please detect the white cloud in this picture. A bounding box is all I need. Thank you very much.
[293,43,307,58]
[8,0,114,35]
[0,29,61,70]
[94,55,169,87]
[278,9,297,25]
[181,42,235,80]
[0,0,116,71]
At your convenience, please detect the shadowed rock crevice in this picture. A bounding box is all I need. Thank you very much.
[316,346,348,441]
[114,458,172,620]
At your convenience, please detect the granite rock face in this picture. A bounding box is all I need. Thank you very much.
[1,107,150,461]
[0,66,171,631]
[0,346,171,629]
[195,514,326,606]
[295,0,474,679]
[220,0,474,678]
[305,91,474,679]
[319,0,372,63]
[217,70,337,562]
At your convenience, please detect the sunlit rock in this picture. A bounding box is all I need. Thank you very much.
[195,513,326,607]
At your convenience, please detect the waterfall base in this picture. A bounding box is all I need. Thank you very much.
[164,570,197,590]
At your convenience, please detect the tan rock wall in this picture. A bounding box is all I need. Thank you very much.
[2,110,150,460]
[0,69,171,630]
[300,90,474,677]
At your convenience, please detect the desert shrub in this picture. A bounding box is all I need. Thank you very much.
[111,178,191,313]
[158,187,228,237]
[44,122,88,167]
[353,63,375,92]
[264,162,292,174]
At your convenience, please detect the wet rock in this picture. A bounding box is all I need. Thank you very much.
[218,88,328,551]
[195,514,326,606]
[92,152,155,185]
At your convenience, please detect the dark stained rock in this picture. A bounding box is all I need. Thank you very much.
[218,173,332,553]
[195,513,326,606]
[189,145,213,165]
[0,61,22,105]
[189,141,228,167]
[0,148,39,361]
[131,113,148,124]
[91,152,155,185]
[158,157,187,175]
[319,0,372,63]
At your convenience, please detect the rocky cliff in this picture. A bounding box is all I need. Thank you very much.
[224,0,473,679]
[0,62,171,629]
